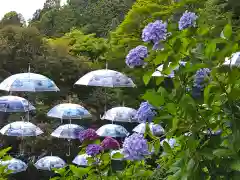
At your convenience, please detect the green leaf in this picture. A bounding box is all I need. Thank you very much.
[143,71,153,85]
[0,147,11,158]
[205,41,216,58]
[223,24,232,39]
[166,103,177,115]
[70,165,88,178]
[213,149,234,157]
[187,158,195,171]
[112,152,124,159]
[154,51,169,65]
[153,140,161,155]
[230,161,240,171]
[142,89,165,107]
[163,141,172,153]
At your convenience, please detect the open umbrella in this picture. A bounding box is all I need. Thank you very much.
[51,124,85,156]
[101,106,137,123]
[0,70,60,121]
[223,52,240,67]
[72,154,90,166]
[0,121,43,154]
[96,124,129,138]
[133,123,165,136]
[0,95,35,112]
[34,156,66,171]
[0,158,27,174]
[74,69,135,88]
[47,103,91,123]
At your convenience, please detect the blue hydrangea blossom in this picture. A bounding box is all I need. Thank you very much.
[193,68,211,89]
[125,45,148,68]
[123,133,149,160]
[142,20,169,45]
[134,101,156,123]
[86,144,103,156]
[179,11,198,30]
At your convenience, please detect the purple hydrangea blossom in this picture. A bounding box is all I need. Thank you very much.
[123,133,149,160]
[142,20,169,45]
[134,101,156,123]
[179,11,198,30]
[126,45,148,68]
[78,128,99,142]
[150,123,165,136]
[101,137,120,150]
[86,144,103,156]
[193,68,211,89]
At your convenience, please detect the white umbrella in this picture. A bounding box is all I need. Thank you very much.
[96,124,129,137]
[223,52,240,67]
[101,106,137,122]
[34,156,66,171]
[72,154,90,166]
[0,121,43,137]
[74,69,135,88]
[51,124,85,156]
[0,158,27,174]
[132,123,165,136]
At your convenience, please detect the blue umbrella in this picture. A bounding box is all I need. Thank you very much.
[47,103,91,122]
[0,72,60,92]
[0,95,35,112]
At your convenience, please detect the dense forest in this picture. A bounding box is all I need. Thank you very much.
[0,0,240,179]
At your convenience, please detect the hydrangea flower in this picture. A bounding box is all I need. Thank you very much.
[134,101,156,123]
[86,144,103,156]
[126,45,148,68]
[150,123,165,136]
[101,137,120,150]
[142,20,169,45]
[123,133,149,160]
[160,138,177,148]
[78,128,99,142]
[193,68,211,89]
[179,11,198,30]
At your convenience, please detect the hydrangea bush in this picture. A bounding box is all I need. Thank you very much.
[52,0,240,179]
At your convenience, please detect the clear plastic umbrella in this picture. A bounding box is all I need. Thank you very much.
[0,120,43,154]
[0,68,60,121]
[223,52,240,67]
[0,95,35,112]
[72,154,90,166]
[101,106,137,123]
[133,123,165,136]
[51,124,85,156]
[47,103,91,123]
[96,124,129,138]
[74,69,135,88]
[152,61,186,78]
[0,158,27,174]
[34,156,66,171]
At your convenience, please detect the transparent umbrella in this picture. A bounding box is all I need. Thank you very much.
[51,124,85,156]
[0,158,27,174]
[0,120,43,154]
[0,95,35,112]
[96,124,129,138]
[72,154,91,166]
[101,106,137,123]
[133,123,165,136]
[34,156,66,171]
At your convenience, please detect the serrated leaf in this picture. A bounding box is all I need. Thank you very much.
[166,103,176,115]
[143,71,153,85]
[213,149,233,157]
[70,165,88,178]
[187,159,195,171]
[153,140,160,155]
[205,41,216,58]
[223,24,232,39]
[163,141,172,153]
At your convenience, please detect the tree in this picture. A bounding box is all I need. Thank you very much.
[0,11,25,27]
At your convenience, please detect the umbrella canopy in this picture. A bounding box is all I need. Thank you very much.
[0,73,59,92]
[34,156,66,171]
[152,61,186,77]
[72,154,90,166]
[223,52,240,67]
[96,124,129,137]
[0,158,27,173]
[132,123,165,136]
[47,103,91,119]
[110,149,125,161]
[0,121,43,137]
[74,69,135,88]
[101,107,137,122]
[0,95,35,112]
[51,124,84,139]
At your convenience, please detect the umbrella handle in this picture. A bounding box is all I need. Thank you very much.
[66,140,71,157]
